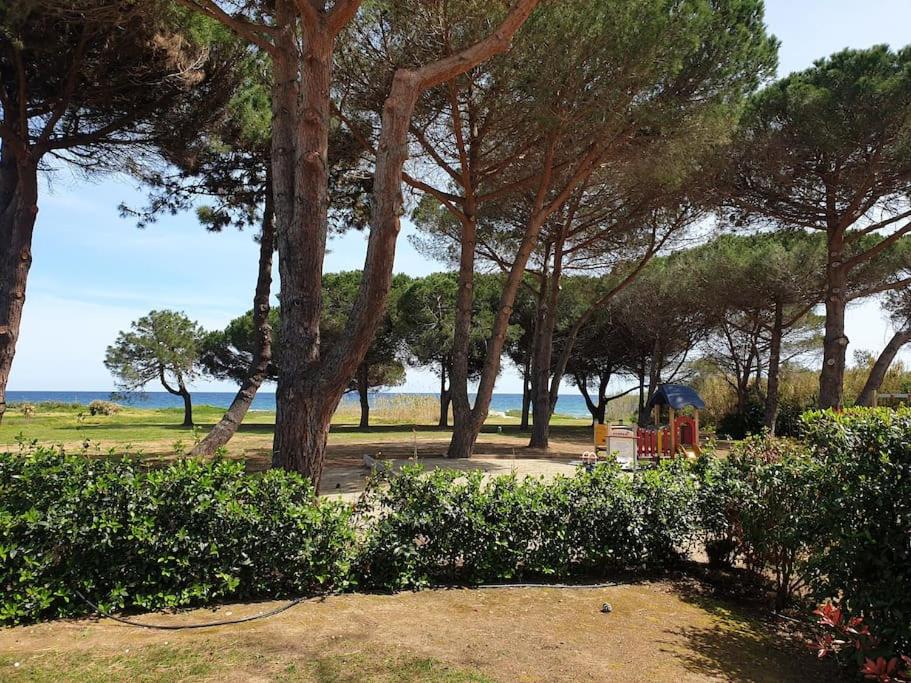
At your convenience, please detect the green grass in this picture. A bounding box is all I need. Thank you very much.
[0,403,591,454]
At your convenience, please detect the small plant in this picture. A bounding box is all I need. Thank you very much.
[19,403,36,419]
[88,400,122,416]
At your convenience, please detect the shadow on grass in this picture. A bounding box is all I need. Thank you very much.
[660,578,844,683]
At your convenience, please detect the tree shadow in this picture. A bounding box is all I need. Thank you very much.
[659,579,845,682]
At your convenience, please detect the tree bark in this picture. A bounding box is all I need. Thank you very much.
[447,207,550,458]
[637,362,647,425]
[819,231,849,409]
[192,190,274,456]
[180,387,194,427]
[763,300,783,433]
[596,371,610,424]
[438,362,450,428]
[0,151,38,425]
[520,363,531,431]
[271,20,333,476]
[357,362,370,429]
[856,328,911,407]
[159,366,193,427]
[576,373,599,422]
[529,265,554,448]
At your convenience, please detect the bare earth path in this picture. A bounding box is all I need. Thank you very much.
[0,581,837,682]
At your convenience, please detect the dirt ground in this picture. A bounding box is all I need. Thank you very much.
[0,581,837,682]
[129,426,608,497]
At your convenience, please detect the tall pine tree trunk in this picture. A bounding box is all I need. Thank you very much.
[262,0,540,483]
[520,357,531,431]
[192,192,274,456]
[438,363,450,428]
[763,301,783,433]
[357,363,370,429]
[529,236,564,449]
[856,328,911,406]
[448,210,480,456]
[270,25,333,478]
[819,233,849,409]
[0,153,38,425]
[447,209,549,458]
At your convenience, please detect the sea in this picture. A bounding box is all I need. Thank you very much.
[5,391,596,418]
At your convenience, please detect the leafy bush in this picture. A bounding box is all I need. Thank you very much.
[355,461,698,590]
[728,435,821,609]
[0,448,354,624]
[693,436,821,607]
[19,403,36,418]
[692,454,741,568]
[801,408,911,654]
[88,400,122,416]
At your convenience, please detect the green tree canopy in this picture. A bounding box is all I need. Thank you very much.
[104,310,205,426]
[727,45,911,408]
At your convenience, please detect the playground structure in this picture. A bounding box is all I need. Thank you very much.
[592,384,704,465]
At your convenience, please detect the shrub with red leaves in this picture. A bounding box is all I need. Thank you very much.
[811,601,911,682]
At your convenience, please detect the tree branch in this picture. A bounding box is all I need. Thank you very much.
[173,0,279,57]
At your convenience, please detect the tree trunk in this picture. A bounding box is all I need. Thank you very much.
[529,274,553,449]
[530,236,564,450]
[819,233,849,409]
[637,362,648,425]
[520,357,531,431]
[577,373,599,422]
[192,189,274,456]
[263,0,540,481]
[764,300,783,433]
[448,210,480,456]
[270,25,333,476]
[596,371,610,424]
[357,363,370,429]
[447,206,551,458]
[272,389,334,487]
[0,153,38,425]
[856,328,911,407]
[180,387,194,427]
[438,363,450,428]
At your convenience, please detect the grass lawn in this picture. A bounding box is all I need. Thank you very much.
[0,581,838,682]
[0,404,597,495]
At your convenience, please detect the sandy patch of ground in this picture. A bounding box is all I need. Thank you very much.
[0,581,836,682]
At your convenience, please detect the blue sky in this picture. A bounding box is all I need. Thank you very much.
[10,0,911,393]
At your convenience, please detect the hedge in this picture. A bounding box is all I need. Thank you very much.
[0,448,699,624]
[801,408,911,654]
[3,407,910,658]
[355,461,698,589]
[0,449,354,624]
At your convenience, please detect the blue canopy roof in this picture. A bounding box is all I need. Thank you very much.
[646,384,705,411]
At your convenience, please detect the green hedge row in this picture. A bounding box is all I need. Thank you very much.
[0,451,354,623]
[801,408,911,655]
[356,461,697,589]
[0,449,697,625]
[3,407,909,658]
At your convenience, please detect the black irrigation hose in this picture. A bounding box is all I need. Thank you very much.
[74,590,326,631]
[75,582,625,631]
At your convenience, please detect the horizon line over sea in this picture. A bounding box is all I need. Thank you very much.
[4,390,600,419]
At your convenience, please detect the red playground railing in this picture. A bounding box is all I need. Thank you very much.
[636,427,671,461]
